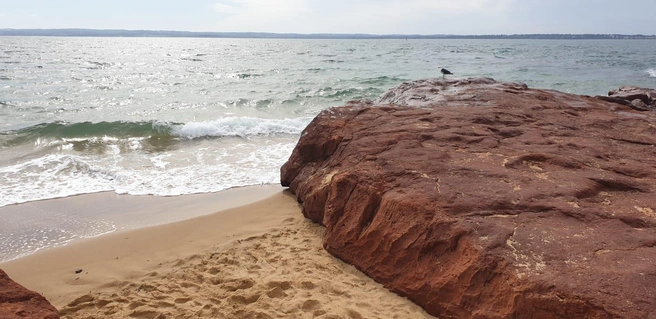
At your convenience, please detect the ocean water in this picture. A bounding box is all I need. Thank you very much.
[1,37,655,261]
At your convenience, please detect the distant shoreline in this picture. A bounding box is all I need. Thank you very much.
[1,28,655,39]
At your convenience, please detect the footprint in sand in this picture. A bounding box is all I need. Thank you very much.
[127,301,146,310]
[128,309,160,319]
[301,299,320,311]
[265,286,287,298]
[57,220,435,319]
[230,293,261,305]
[174,297,192,304]
[223,278,255,291]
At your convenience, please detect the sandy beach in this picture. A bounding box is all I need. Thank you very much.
[1,187,434,319]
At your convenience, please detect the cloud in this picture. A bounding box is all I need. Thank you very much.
[207,0,516,33]
[211,0,309,17]
[398,0,509,13]
[210,3,238,15]
[210,0,312,32]
[348,0,514,34]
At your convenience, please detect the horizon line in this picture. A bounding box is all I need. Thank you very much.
[1,28,655,39]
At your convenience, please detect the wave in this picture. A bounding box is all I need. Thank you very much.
[213,73,264,79]
[1,117,310,148]
[0,138,296,208]
[2,121,171,145]
[648,68,656,78]
[306,86,385,101]
[172,117,310,139]
[358,75,407,86]
[85,61,114,69]
[236,73,263,79]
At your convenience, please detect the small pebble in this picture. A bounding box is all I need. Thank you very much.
[75,269,83,274]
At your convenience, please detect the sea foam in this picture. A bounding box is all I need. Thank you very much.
[0,136,297,208]
[648,68,656,78]
[171,117,311,139]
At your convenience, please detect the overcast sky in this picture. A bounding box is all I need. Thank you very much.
[0,0,655,35]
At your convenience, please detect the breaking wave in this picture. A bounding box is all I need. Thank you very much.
[2,117,311,148]
[648,68,656,78]
[172,117,310,139]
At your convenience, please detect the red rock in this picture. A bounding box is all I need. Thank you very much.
[0,269,59,319]
[282,78,656,318]
[598,86,656,111]
[609,86,656,103]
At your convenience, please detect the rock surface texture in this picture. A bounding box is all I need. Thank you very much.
[281,78,656,319]
[596,86,656,111]
[0,269,59,319]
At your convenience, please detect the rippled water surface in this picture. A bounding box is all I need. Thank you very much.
[1,37,655,207]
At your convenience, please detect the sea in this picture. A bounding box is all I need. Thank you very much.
[1,37,655,261]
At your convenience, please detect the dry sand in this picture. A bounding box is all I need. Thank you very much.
[1,187,435,319]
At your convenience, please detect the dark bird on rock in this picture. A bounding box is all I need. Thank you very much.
[440,68,453,78]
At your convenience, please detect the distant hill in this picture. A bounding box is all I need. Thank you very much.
[0,29,655,39]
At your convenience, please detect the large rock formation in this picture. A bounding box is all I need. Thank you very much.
[0,269,59,319]
[281,78,656,318]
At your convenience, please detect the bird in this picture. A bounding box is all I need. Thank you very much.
[440,68,453,78]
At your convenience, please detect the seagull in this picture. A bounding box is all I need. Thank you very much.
[440,68,453,78]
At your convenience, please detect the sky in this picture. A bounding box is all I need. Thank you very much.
[0,0,655,35]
